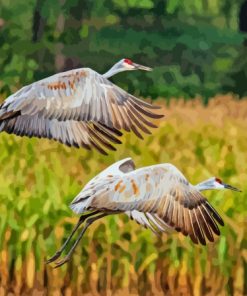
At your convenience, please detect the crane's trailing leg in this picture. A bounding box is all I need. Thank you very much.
[53,212,110,268]
[46,211,100,264]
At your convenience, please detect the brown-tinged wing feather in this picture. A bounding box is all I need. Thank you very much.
[0,114,125,154]
[157,187,223,245]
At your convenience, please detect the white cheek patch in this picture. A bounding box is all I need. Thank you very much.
[124,63,135,69]
[215,182,224,189]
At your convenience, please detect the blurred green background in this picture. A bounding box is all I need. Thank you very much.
[1,0,247,100]
[0,1,247,295]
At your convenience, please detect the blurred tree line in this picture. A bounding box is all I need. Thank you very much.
[0,0,247,100]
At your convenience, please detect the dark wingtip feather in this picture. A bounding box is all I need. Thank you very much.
[90,140,108,155]
[131,96,163,110]
[98,123,123,137]
[201,205,221,236]
[81,143,92,151]
[93,123,122,144]
[189,233,199,245]
[130,125,144,139]
[129,100,165,119]
[205,202,224,226]
[192,211,206,245]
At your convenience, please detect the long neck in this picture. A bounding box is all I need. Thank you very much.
[194,179,214,192]
[102,64,125,78]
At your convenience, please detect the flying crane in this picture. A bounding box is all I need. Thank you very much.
[46,157,241,267]
[0,59,163,154]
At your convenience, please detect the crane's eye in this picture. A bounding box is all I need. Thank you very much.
[215,177,222,184]
[124,59,133,65]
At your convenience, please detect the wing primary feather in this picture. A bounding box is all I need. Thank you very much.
[172,201,179,231]
[81,142,91,151]
[204,202,224,226]
[130,96,162,110]
[93,123,122,144]
[197,206,214,242]
[119,103,144,138]
[118,105,132,132]
[109,95,126,130]
[157,194,169,221]
[201,204,221,236]
[127,103,158,128]
[87,124,116,151]
[188,210,199,244]
[129,124,144,139]
[89,139,108,155]
[167,196,175,227]
[126,106,152,134]
[161,195,172,224]
[99,92,109,123]
[179,202,186,233]
[98,123,123,137]
[193,208,206,245]
[129,99,164,119]
[182,208,189,236]
[175,201,183,232]
[106,97,122,130]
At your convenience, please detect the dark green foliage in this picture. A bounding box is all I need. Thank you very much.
[0,0,246,100]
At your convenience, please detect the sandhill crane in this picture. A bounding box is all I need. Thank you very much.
[0,59,163,154]
[46,158,241,267]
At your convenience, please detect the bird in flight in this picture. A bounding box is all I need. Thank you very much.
[46,158,241,267]
[0,59,163,154]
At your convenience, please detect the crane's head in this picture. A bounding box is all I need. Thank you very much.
[196,177,241,192]
[213,177,241,191]
[120,58,152,71]
[103,58,152,78]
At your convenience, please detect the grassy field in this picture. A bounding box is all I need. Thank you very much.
[0,95,246,295]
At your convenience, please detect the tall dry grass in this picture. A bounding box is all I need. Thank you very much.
[0,95,246,296]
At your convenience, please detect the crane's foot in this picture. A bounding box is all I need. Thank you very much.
[53,255,71,268]
[46,251,62,264]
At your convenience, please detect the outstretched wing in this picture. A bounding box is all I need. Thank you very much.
[0,68,163,153]
[71,164,224,245]
[0,116,123,154]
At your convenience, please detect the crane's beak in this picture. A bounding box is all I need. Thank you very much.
[133,63,152,71]
[223,183,242,192]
